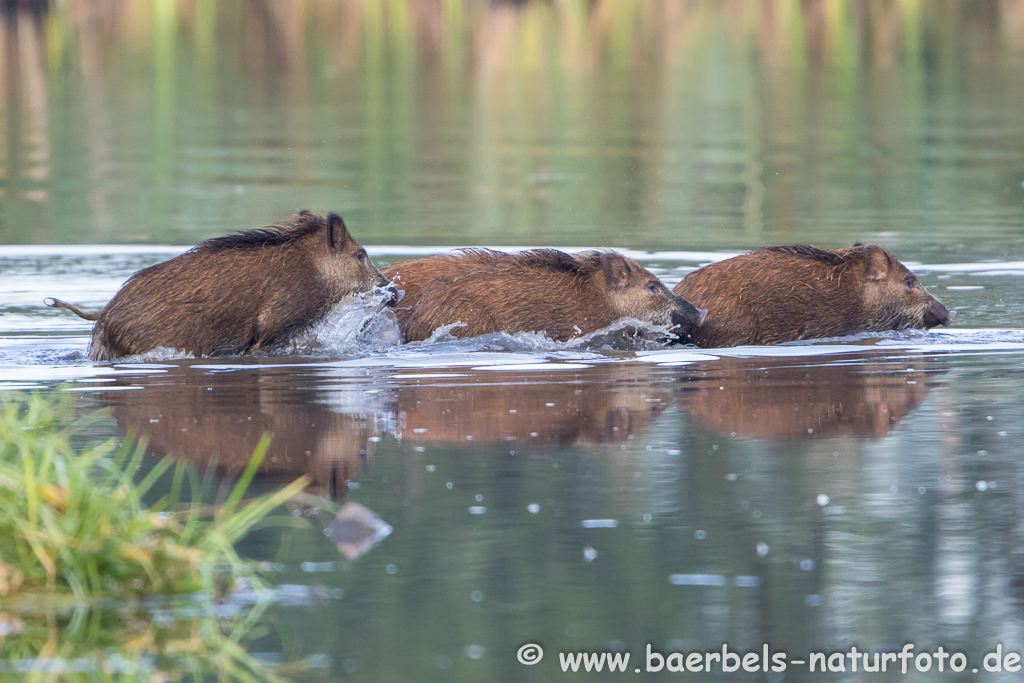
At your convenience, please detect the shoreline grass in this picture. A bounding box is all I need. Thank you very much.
[0,393,310,603]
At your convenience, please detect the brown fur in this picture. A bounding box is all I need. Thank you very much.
[382,249,705,342]
[673,244,953,348]
[47,211,395,360]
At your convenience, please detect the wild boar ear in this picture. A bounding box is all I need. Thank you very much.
[600,252,631,290]
[327,213,350,254]
[863,245,891,281]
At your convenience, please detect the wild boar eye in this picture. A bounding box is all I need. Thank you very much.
[904,275,916,289]
[647,281,660,293]
[356,252,367,266]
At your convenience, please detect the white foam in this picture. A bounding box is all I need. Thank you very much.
[473,363,593,371]
[0,364,165,383]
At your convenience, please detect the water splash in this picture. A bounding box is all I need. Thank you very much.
[405,318,683,354]
[122,346,196,363]
[288,287,403,355]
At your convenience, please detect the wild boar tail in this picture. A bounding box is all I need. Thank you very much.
[45,297,102,321]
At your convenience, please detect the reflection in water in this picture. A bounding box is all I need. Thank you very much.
[97,354,942,497]
[15,351,1024,680]
[395,365,672,448]
[99,362,678,497]
[0,592,330,680]
[679,354,938,439]
[100,364,389,499]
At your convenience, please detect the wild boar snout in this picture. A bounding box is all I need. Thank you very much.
[384,284,402,307]
[923,300,954,328]
[670,296,707,343]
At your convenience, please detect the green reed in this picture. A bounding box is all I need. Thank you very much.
[0,393,309,602]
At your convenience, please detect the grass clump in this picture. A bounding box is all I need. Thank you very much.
[0,393,309,602]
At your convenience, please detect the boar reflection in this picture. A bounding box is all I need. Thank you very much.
[100,365,386,497]
[678,356,936,439]
[395,365,671,448]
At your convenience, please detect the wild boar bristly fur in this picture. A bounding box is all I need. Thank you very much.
[382,248,705,342]
[673,243,953,348]
[48,210,393,360]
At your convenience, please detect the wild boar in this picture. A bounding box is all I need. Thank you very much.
[46,210,397,360]
[673,244,954,348]
[381,249,707,343]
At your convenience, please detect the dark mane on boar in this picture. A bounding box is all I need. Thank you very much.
[452,248,591,274]
[752,244,851,266]
[194,210,325,252]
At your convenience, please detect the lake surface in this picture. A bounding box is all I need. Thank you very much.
[2,1,1024,681]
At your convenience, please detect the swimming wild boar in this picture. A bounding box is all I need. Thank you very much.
[47,211,397,360]
[673,244,954,348]
[381,249,707,343]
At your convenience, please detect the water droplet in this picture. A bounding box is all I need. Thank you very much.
[584,546,598,562]
[756,542,769,556]
[527,503,540,514]
[470,590,484,602]
[695,530,706,539]
[466,645,485,659]
[976,481,989,492]
[386,564,397,574]
[800,559,815,571]
[816,494,830,506]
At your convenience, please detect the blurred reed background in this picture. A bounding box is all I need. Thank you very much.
[1,0,1023,252]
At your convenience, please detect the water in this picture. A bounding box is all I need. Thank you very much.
[3,1,1024,681]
